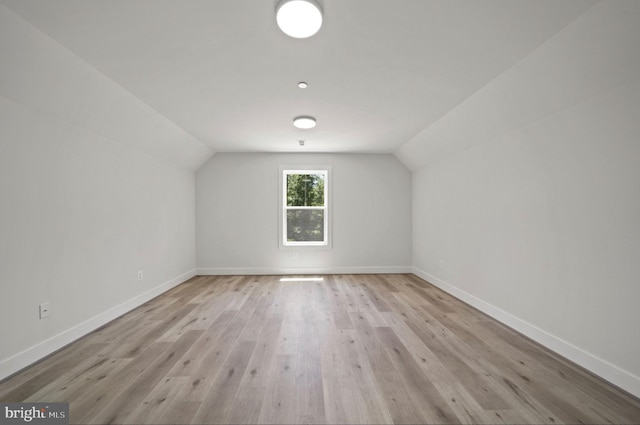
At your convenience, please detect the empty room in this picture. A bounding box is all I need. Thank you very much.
[1,0,639,424]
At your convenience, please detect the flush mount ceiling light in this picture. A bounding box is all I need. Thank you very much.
[298,81,308,88]
[276,0,323,39]
[293,116,316,129]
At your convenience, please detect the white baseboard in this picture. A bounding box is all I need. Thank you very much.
[412,267,640,399]
[197,266,412,275]
[0,269,197,382]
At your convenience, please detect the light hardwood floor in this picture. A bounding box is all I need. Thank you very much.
[1,274,639,424]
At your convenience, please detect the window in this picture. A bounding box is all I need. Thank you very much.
[281,168,330,247]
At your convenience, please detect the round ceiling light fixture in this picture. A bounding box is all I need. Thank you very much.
[276,0,323,39]
[293,116,316,129]
[298,81,308,89]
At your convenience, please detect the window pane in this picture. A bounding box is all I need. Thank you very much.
[287,173,325,207]
[286,209,325,242]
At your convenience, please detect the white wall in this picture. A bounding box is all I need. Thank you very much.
[401,1,640,397]
[0,4,198,379]
[196,153,411,274]
[0,4,213,171]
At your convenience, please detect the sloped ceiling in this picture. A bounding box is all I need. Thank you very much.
[0,0,597,169]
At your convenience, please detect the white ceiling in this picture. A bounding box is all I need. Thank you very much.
[1,0,596,155]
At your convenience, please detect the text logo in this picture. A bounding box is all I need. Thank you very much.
[1,403,68,425]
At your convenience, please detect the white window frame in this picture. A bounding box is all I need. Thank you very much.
[279,166,332,249]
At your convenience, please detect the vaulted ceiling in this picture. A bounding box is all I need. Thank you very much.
[1,0,596,164]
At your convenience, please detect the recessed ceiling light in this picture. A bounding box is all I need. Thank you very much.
[293,116,316,129]
[298,81,308,89]
[276,0,323,39]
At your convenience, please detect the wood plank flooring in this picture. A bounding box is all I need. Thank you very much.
[1,274,639,424]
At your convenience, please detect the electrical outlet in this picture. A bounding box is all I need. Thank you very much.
[39,302,51,319]
[438,259,444,269]
[138,270,143,281]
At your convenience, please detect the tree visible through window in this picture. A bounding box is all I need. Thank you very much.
[283,170,328,246]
